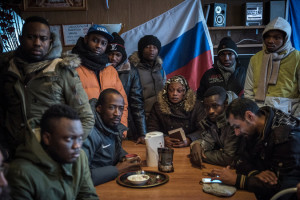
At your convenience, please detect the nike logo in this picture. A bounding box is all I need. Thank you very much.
[102,144,111,148]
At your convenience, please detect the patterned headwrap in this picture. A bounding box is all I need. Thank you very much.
[162,75,190,105]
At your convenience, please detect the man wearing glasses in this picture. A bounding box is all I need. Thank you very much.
[197,37,247,100]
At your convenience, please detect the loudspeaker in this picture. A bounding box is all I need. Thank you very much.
[265,1,285,24]
[207,3,227,27]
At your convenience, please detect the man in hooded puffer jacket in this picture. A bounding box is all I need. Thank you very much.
[244,17,300,119]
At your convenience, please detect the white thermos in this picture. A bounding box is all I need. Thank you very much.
[145,131,164,167]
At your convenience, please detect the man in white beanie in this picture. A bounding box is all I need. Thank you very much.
[244,17,300,119]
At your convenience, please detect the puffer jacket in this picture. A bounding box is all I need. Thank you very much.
[147,88,205,141]
[1,33,94,158]
[197,62,247,100]
[76,65,129,129]
[6,128,98,200]
[129,51,166,117]
[116,61,147,139]
[234,106,300,200]
[82,98,127,186]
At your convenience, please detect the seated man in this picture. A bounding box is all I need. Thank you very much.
[83,89,141,186]
[212,98,300,200]
[6,104,98,199]
[190,86,240,167]
[0,146,9,200]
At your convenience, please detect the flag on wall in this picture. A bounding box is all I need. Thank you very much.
[288,0,300,51]
[121,0,213,91]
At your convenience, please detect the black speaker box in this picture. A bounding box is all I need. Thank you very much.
[265,1,285,24]
[207,3,227,27]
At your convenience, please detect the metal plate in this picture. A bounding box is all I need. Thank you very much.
[116,170,169,188]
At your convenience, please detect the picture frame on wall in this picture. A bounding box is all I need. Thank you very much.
[23,0,87,11]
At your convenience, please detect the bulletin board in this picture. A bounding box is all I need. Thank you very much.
[62,24,91,46]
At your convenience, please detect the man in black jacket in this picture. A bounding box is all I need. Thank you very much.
[197,37,247,100]
[190,86,240,167]
[106,32,147,144]
[211,98,300,200]
[82,89,141,186]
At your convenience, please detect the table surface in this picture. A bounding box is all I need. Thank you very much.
[95,140,257,200]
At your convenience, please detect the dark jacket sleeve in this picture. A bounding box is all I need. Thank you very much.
[146,102,166,135]
[202,128,240,166]
[128,67,147,136]
[90,166,119,186]
[196,71,208,100]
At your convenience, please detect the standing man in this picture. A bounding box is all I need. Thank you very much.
[106,32,147,143]
[244,17,300,118]
[6,104,99,200]
[83,89,141,186]
[0,16,94,159]
[129,35,166,118]
[190,86,239,167]
[197,37,246,100]
[72,24,129,135]
[212,98,300,200]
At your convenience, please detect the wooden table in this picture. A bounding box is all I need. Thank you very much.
[95,140,256,200]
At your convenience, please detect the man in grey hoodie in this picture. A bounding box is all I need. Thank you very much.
[244,17,300,119]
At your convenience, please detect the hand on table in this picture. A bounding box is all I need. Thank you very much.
[116,157,141,174]
[135,136,145,144]
[255,170,278,185]
[190,143,206,167]
[165,136,191,148]
[211,166,237,186]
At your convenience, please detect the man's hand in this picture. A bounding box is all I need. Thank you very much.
[173,138,192,148]
[136,136,145,144]
[255,170,278,185]
[116,157,141,174]
[190,143,206,167]
[211,166,237,186]
[164,136,180,148]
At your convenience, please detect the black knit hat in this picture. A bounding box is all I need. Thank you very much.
[106,32,127,65]
[138,35,161,59]
[217,37,238,57]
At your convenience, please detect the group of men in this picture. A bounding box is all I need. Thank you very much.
[0,14,299,200]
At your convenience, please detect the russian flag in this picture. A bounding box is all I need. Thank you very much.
[288,0,300,51]
[121,0,213,91]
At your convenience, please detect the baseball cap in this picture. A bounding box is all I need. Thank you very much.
[87,24,114,42]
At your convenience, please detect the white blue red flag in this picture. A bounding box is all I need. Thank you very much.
[121,0,213,90]
[288,0,300,51]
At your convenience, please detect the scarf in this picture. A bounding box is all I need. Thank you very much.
[72,37,108,72]
[255,39,295,101]
[216,60,236,84]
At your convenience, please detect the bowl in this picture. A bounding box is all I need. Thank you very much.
[127,174,150,185]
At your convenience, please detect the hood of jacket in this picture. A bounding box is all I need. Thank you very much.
[115,60,131,72]
[156,88,196,115]
[13,125,72,176]
[129,51,163,69]
[89,98,127,139]
[262,17,291,46]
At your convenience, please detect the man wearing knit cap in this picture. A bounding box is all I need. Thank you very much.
[244,17,300,119]
[197,37,247,100]
[72,25,129,136]
[106,32,147,144]
[129,35,166,118]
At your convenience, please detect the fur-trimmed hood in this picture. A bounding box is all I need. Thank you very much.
[114,60,131,72]
[128,51,163,68]
[157,89,196,115]
[59,52,81,69]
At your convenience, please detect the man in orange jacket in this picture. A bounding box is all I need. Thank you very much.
[72,25,128,136]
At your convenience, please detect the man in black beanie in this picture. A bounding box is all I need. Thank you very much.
[129,35,166,119]
[196,37,247,100]
[106,32,147,144]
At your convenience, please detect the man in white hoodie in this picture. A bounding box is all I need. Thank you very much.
[244,17,300,118]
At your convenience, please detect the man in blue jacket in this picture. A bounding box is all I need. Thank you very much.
[83,89,141,186]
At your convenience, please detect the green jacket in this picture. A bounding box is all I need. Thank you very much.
[1,33,94,157]
[6,132,99,200]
